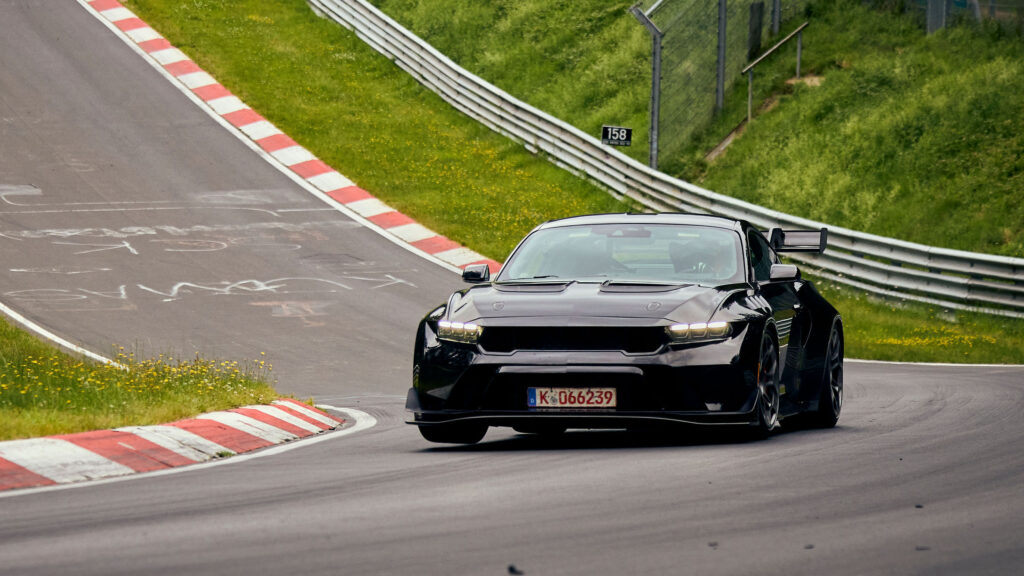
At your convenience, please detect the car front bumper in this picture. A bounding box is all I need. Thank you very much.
[407,328,763,429]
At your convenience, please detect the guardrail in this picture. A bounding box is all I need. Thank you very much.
[308,0,1024,317]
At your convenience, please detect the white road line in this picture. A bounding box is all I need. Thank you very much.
[847,358,1024,368]
[0,408,377,499]
[0,438,135,483]
[0,299,119,366]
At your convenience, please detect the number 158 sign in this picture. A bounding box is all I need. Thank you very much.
[601,125,632,147]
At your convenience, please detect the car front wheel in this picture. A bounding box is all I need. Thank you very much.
[753,329,781,437]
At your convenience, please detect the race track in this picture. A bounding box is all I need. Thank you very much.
[0,2,1022,574]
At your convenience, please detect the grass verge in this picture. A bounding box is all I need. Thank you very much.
[0,316,277,441]
[811,277,1024,363]
[115,0,1022,364]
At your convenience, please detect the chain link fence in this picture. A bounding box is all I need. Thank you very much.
[635,1,809,169]
[898,1,1024,33]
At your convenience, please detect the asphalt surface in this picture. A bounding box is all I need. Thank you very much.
[0,0,457,396]
[1,2,1023,575]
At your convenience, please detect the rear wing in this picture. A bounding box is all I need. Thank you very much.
[763,228,827,254]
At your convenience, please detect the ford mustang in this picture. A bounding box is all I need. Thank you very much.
[406,213,843,444]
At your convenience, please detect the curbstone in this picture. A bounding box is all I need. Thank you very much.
[0,399,345,492]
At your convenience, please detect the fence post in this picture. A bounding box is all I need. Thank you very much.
[747,71,753,124]
[796,28,802,78]
[716,0,727,112]
[629,5,663,170]
[772,0,781,35]
[927,0,946,33]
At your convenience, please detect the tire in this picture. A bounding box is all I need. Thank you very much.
[418,423,488,444]
[809,320,843,428]
[752,328,781,438]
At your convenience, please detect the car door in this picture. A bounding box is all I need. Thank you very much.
[747,229,803,397]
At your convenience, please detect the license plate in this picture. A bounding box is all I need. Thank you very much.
[527,387,617,409]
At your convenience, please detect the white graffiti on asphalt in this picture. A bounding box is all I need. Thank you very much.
[53,240,139,255]
[0,221,357,240]
[4,277,354,304]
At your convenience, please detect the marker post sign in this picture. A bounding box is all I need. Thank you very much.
[601,125,632,147]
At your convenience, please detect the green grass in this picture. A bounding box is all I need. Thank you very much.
[0,317,277,441]
[683,1,1024,257]
[368,0,653,166]
[812,277,1024,363]
[113,0,1022,365]
[370,0,1024,259]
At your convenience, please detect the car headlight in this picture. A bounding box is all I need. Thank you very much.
[437,320,482,344]
[665,321,732,342]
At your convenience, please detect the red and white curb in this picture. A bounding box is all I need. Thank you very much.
[0,399,343,492]
[80,0,502,275]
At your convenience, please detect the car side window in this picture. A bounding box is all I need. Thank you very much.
[748,231,777,282]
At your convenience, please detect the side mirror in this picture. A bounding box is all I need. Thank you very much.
[769,263,800,282]
[461,263,491,284]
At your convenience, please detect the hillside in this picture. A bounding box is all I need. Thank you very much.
[370,0,1024,257]
[368,0,652,165]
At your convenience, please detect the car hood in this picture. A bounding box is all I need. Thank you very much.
[447,282,741,326]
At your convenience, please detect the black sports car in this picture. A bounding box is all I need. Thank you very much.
[407,213,843,444]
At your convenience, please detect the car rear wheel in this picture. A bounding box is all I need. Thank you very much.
[418,423,488,444]
[809,320,843,428]
[753,330,780,437]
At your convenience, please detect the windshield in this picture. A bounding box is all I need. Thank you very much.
[497,223,745,285]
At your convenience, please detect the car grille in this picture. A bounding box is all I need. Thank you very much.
[478,327,666,354]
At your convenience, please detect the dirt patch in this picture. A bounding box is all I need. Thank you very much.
[787,74,824,87]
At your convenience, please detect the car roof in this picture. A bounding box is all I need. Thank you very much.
[536,213,745,232]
